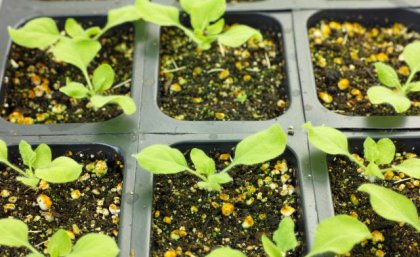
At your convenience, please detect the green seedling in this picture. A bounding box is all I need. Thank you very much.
[136,0,262,50]
[133,124,286,192]
[303,122,420,181]
[0,217,119,257]
[0,139,82,188]
[367,41,420,113]
[7,6,140,115]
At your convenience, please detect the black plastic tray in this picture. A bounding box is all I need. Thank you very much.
[0,133,139,257]
[131,129,317,256]
[0,0,145,136]
[295,8,420,130]
[139,12,305,134]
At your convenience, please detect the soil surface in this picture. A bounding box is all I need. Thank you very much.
[309,21,420,116]
[0,146,124,256]
[328,148,420,257]
[151,148,303,257]
[158,24,288,121]
[1,21,134,124]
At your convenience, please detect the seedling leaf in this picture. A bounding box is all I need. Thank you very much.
[66,233,119,257]
[393,158,420,179]
[374,62,401,88]
[35,157,82,183]
[306,215,372,257]
[403,41,420,73]
[180,0,196,14]
[0,218,31,248]
[48,229,72,257]
[19,140,36,167]
[205,247,247,257]
[262,235,283,257]
[105,5,141,31]
[16,176,40,188]
[92,64,115,93]
[33,144,52,169]
[26,254,44,257]
[207,18,225,35]
[218,25,262,48]
[273,216,298,253]
[135,0,180,26]
[363,137,394,165]
[364,162,384,179]
[190,148,215,175]
[303,122,349,155]
[233,124,286,165]
[405,82,420,92]
[90,95,136,115]
[134,145,189,174]
[65,18,85,38]
[0,139,8,162]
[60,82,89,99]
[358,184,420,231]
[190,0,225,32]
[367,86,411,113]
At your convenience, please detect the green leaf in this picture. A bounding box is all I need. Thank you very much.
[403,41,420,72]
[16,176,40,188]
[205,247,247,257]
[180,0,196,14]
[393,158,420,179]
[0,139,8,162]
[273,216,298,253]
[262,235,283,257]
[374,62,401,88]
[363,137,377,163]
[35,157,82,183]
[367,86,411,113]
[92,64,115,93]
[60,82,89,99]
[306,215,372,257]
[190,0,225,32]
[207,19,225,35]
[0,218,31,248]
[66,234,119,257]
[190,148,215,175]
[8,17,60,49]
[303,122,349,156]
[358,184,420,231]
[404,81,420,93]
[364,162,384,179]
[26,253,44,257]
[19,140,36,167]
[90,95,136,115]
[197,181,221,192]
[104,5,141,31]
[135,0,180,26]
[33,144,52,169]
[65,18,85,38]
[84,27,102,38]
[208,173,232,184]
[133,145,189,174]
[363,137,395,165]
[218,25,263,48]
[52,38,101,72]
[233,124,286,165]
[48,229,72,257]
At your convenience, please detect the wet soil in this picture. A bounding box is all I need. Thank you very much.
[151,148,303,257]
[309,21,420,116]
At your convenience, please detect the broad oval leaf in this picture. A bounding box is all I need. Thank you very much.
[403,41,420,72]
[374,62,401,88]
[135,0,180,26]
[133,145,189,174]
[190,0,225,32]
[306,215,372,257]
[205,247,247,257]
[66,234,119,257]
[303,122,349,155]
[16,176,40,188]
[262,235,283,257]
[0,139,8,162]
[393,158,420,179]
[90,95,136,115]
[375,138,395,165]
[207,19,225,35]
[0,218,30,248]
[233,124,286,165]
[367,86,411,113]
[358,184,420,231]
[218,25,262,48]
[92,64,115,93]
[65,18,85,38]
[48,229,72,257]
[363,137,378,163]
[190,148,215,175]
[8,17,60,49]
[19,140,36,167]
[35,156,82,183]
[33,144,52,169]
[60,82,89,99]
[105,5,141,32]
[273,216,298,253]
[405,81,420,93]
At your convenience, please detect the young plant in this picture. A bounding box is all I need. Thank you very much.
[133,124,286,191]
[0,139,82,188]
[7,6,140,115]
[136,0,262,50]
[303,122,420,181]
[367,41,420,113]
[0,217,119,257]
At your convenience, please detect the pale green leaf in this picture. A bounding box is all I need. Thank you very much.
[180,0,196,14]
[208,173,232,184]
[48,229,72,257]
[393,158,420,179]
[303,122,349,156]
[364,162,384,179]
[65,18,85,38]
[8,17,60,49]
[84,27,102,38]
[218,25,262,48]
[33,144,52,169]
[60,82,89,99]
[375,138,395,165]
[190,0,225,32]
[358,184,420,231]
[0,139,7,162]
[104,5,141,32]
[16,176,40,188]
[197,181,221,192]
[133,145,189,174]
[363,137,378,163]
[0,218,31,248]
[90,95,136,115]
[66,234,119,257]
[26,253,44,257]
[403,41,420,72]
[233,124,286,165]
[92,64,115,93]
[19,140,36,167]
[405,81,420,93]
[207,19,225,35]
[367,86,411,113]
[273,216,297,253]
[205,247,247,257]
[135,0,180,26]
[306,215,372,257]
[262,235,283,257]
[374,62,401,88]
[190,148,215,175]
[35,156,82,183]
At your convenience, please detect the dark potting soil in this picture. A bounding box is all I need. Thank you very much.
[0,22,134,124]
[158,25,288,121]
[328,152,420,257]
[0,148,124,257]
[309,21,420,116]
[152,149,303,257]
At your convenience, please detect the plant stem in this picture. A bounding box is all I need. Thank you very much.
[27,244,43,256]
[82,69,94,93]
[186,168,208,182]
[4,161,28,177]
[220,163,235,174]
[346,154,367,170]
